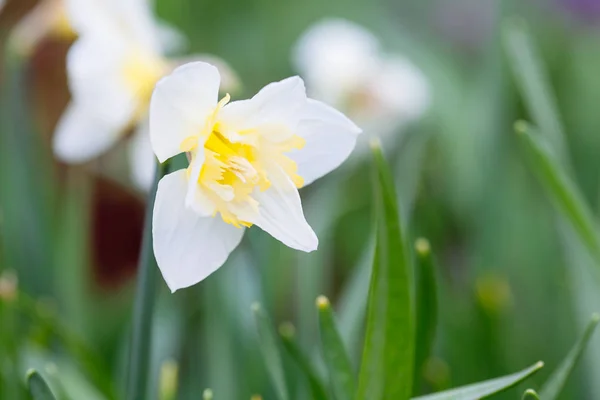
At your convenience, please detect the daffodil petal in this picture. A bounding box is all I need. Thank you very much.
[153,169,245,292]
[185,144,217,217]
[220,76,306,133]
[67,34,137,131]
[290,99,361,186]
[247,165,318,252]
[292,18,380,105]
[128,119,156,191]
[53,103,122,163]
[150,62,220,162]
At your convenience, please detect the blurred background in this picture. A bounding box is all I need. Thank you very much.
[1,0,600,399]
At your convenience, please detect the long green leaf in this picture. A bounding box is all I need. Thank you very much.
[317,296,355,400]
[412,362,544,400]
[503,19,566,157]
[26,370,57,400]
[413,238,439,394]
[522,389,541,400]
[356,140,414,400]
[539,313,600,399]
[515,121,600,266]
[126,161,170,400]
[252,303,289,400]
[279,322,329,400]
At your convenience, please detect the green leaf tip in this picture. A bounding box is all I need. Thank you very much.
[514,120,529,134]
[522,389,540,399]
[413,361,544,400]
[203,388,214,400]
[369,137,382,150]
[278,322,296,339]
[316,295,331,310]
[540,314,599,399]
[26,369,57,400]
[415,238,431,256]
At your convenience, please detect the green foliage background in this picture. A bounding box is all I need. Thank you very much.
[2,0,600,399]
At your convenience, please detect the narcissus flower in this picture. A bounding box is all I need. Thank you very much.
[51,0,237,190]
[150,62,361,291]
[293,19,430,146]
[50,0,176,190]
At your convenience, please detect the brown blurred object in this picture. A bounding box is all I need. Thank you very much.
[92,176,144,290]
[1,3,146,290]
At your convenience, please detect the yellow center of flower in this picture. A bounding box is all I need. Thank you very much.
[123,50,170,120]
[180,95,306,228]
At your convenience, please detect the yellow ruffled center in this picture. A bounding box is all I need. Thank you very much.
[180,95,306,227]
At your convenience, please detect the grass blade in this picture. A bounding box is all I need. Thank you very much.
[515,121,600,265]
[413,238,439,394]
[522,389,540,399]
[539,313,600,399]
[412,362,544,400]
[356,140,414,400]
[503,19,566,156]
[252,303,289,400]
[26,370,57,400]
[317,296,355,400]
[279,322,329,400]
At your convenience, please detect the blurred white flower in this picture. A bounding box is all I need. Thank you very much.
[149,62,361,291]
[51,0,236,191]
[52,0,171,190]
[293,19,431,144]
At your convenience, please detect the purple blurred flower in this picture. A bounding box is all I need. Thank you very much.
[560,0,600,23]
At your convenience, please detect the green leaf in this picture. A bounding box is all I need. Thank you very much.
[26,370,57,400]
[539,313,600,399]
[522,389,541,400]
[413,238,439,394]
[515,121,600,265]
[412,362,544,400]
[316,296,355,400]
[126,161,171,400]
[503,19,566,157]
[356,140,414,400]
[252,303,289,400]
[279,322,329,400]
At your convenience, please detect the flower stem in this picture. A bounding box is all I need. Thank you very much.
[126,161,169,400]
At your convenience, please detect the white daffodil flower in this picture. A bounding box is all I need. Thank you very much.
[150,62,361,292]
[51,0,186,190]
[293,18,431,143]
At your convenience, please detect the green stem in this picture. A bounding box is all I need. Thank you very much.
[126,161,170,400]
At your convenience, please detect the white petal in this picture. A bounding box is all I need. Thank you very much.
[152,170,245,292]
[220,76,306,132]
[184,144,217,217]
[66,0,162,53]
[53,103,122,163]
[150,62,220,163]
[369,55,431,121]
[67,34,137,132]
[128,119,156,191]
[246,166,318,252]
[290,99,361,186]
[292,18,380,104]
